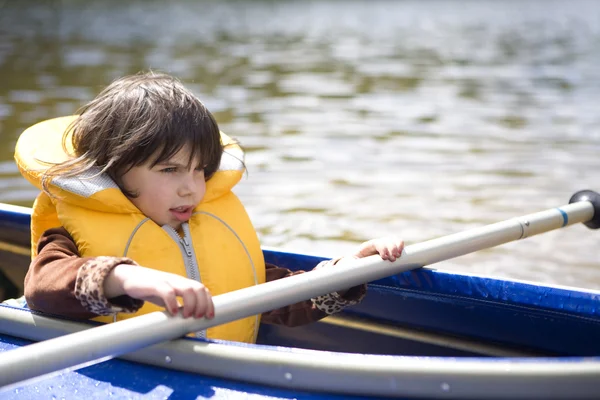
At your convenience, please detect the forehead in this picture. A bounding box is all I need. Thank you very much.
[154,145,202,166]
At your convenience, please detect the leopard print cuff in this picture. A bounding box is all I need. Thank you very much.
[311,291,362,315]
[310,258,366,315]
[75,256,143,316]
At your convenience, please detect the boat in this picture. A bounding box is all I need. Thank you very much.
[1,192,600,399]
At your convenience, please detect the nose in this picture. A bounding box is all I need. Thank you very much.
[178,171,203,198]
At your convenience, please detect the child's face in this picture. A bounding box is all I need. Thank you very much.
[121,146,206,230]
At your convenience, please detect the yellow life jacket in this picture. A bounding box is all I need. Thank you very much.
[15,116,265,343]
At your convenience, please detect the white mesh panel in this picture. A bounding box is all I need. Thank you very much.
[53,168,119,198]
[219,148,245,171]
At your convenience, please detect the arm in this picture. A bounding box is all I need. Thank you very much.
[26,227,213,320]
[261,236,404,327]
[24,227,142,318]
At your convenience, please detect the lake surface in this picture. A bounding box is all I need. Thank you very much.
[1,0,599,289]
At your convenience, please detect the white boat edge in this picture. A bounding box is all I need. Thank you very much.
[1,305,599,399]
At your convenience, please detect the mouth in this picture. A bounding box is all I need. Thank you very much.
[170,206,194,222]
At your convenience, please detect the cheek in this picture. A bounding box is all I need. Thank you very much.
[152,179,176,198]
[136,176,170,202]
[119,174,137,194]
[198,178,207,194]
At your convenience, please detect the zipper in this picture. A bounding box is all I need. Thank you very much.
[163,222,206,339]
[163,223,201,283]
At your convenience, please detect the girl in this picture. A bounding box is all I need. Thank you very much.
[16,72,404,343]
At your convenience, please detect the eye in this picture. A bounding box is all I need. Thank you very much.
[160,167,177,173]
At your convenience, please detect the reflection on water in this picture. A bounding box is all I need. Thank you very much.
[1,0,599,288]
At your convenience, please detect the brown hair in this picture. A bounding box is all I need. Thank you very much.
[42,71,223,197]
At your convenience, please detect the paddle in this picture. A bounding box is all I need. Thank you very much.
[0,190,598,390]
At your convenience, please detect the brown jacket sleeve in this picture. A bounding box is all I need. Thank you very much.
[24,227,96,318]
[260,262,366,327]
[260,265,326,326]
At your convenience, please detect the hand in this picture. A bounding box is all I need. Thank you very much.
[353,236,405,262]
[105,264,214,319]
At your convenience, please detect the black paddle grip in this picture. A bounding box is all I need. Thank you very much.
[569,190,600,229]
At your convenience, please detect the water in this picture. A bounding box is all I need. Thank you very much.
[1,0,599,289]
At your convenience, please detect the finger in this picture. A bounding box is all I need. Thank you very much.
[156,284,180,316]
[386,245,397,262]
[387,237,404,258]
[179,286,200,318]
[380,246,390,260]
[391,246,401,258]
[388,250,397,262]
[204,288,215,319]
[395,239,405,257]
[378,237,400,261]
[192,286,209,319]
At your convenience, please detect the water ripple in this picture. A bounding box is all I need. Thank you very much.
[1,0,599,289]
